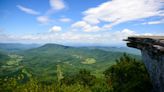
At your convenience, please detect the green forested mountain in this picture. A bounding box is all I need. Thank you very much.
[85,46,141,55]
[20,44,141,80]
[0,51,10,65]
[0,43,141,80]
[0,43,150,92]
[0,43,40,52]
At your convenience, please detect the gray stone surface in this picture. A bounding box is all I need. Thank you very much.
[125,36,164,92]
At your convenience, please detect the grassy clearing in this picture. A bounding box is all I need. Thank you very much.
[82,58,96,64]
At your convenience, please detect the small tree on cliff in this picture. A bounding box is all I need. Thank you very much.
[104,54,153,92]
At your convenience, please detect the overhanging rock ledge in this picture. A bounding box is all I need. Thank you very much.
[124,36,164,92]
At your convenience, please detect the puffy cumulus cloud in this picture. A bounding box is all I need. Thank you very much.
[1,29,163,45]
[49,26,62,32]
[59,17,72,22]
[17,5,40,15]
[49,0,65,10]
[71,21,101,32]
[37,16,52,24]
[112,29,136,40]
[72,0,164,32]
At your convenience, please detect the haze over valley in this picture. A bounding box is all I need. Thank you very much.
[0,0,163,92]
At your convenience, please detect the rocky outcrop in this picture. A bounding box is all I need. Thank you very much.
[124,36,164,92]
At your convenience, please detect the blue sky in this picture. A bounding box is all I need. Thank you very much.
[0,0,164,46]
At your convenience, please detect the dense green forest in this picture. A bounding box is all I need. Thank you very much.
[0,43,152,92]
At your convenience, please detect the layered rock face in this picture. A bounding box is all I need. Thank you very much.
[125,36,164,92]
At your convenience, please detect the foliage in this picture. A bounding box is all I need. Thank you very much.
[104,53,153,92]
[0,71,99,92]
[0,51,10,65]
[0,44,151,92]
[62,69,96,86]
[1,55,153,92]
[20,44,139,81]
[56,65,64,84]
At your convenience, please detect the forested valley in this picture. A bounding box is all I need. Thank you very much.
[0,43,152,92]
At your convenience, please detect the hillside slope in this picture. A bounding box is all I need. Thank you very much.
[0,43,40,52]
[20,44,140,81]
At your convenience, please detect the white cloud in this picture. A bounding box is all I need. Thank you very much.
[71,21,101,32]
[45,0,66,16]
[83,15,100,24]
[49,26,62,32]
[142,33,153,36]
[2,28,163,46]
[73,0,164,30]
[142,19,164,25]
[72,21,88,28]
[49,0,65,10]
[37,16,52,24]
[59,17,72,22]
[35,0,66,24]
[17,5,40,15]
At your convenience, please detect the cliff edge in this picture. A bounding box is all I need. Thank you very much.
[125,36,164,92]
